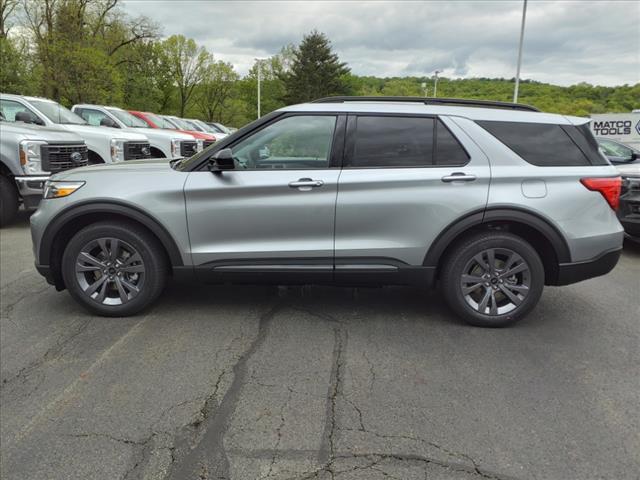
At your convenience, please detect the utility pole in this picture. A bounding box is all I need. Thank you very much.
[513,0,528,103]
[433,70,442,98]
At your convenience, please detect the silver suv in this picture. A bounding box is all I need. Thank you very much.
[30,97,624,327]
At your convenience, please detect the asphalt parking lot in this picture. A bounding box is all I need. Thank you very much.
[1,211,639,480]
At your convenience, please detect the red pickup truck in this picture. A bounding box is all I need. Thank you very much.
[129,111,217,149]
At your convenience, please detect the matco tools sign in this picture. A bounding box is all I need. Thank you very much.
[590,113,640,147]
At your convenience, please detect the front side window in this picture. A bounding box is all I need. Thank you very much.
[231,115,336,169]
[106,108,148,128]
[76,108,111,127]
[28,99,86,125]
[351,116,434,167]
[0,99,40,123]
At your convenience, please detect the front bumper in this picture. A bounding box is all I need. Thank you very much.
[14,175,49,209]
[554,248,622,286]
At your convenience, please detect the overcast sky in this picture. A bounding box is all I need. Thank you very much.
[122,0,639,86]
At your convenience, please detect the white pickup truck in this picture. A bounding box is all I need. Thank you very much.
[72,104,198,159]
[0,94,151,164]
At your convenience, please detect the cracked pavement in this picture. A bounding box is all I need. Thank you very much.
[1,212,639,480]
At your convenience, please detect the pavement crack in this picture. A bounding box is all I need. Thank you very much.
[167,302,284,480]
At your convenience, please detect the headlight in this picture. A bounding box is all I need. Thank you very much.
[110,138,127,162]
[43,180,85,199]
[171,138,182,157]
[196,139,204,152]
[19,140,47,175]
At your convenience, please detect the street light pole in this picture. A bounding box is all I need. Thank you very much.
[433,70,442,98]
[256,59,262,119]
[513,0,528,103]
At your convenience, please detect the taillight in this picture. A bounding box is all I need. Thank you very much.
[580,177,622,210]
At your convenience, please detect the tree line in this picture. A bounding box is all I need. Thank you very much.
[1,0,638,127]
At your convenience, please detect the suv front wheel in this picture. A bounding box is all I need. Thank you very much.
[441,232,544,327]
[62,221,167,316]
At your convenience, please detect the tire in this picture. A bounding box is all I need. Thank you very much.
[61,221,167,316]
[0,175,19,227]
[440,231,544,327]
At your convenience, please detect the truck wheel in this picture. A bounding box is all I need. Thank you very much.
[0,175,19,227]
[61,221,168,317]
[440,231,545,327]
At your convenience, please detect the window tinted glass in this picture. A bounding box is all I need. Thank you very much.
[478,121,590,166]
[352,116,434,167]
[436,120,469,165]
[231,115,336,169]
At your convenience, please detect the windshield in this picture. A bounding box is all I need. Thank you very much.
[213,122,231,134]
[29,99,86,125]
[146,113,176,129]
[194,120,220,134]
[167,116,194,131]
[106,108,149,128]
[184,119,204,132]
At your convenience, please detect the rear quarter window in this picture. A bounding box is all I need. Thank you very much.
[478,120,597,166]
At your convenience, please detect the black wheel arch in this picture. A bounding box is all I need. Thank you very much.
[39,201,184,288]
[424,206,572,285]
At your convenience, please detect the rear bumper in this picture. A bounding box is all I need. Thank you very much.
[554,248,622,286]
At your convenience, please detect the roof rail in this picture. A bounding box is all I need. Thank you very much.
[311,96,540,112]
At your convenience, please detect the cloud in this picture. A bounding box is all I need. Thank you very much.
[121,0,640,86]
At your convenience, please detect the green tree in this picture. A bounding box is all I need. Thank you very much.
[195,60,239,122]
[161,34,209,116]
[281,31,350,104]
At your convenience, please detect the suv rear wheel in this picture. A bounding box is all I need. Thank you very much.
[62,221,167,316]
[441,232,544,327]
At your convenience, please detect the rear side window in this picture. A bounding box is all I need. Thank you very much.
[478,121,592,166]
[349,116,469,167]
[352,116,434,167]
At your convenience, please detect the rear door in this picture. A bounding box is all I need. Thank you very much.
[184,113,345,279]
[334,114,490,270]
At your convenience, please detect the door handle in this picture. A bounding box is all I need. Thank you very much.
[289,178,324,189]
[441,172,477,183]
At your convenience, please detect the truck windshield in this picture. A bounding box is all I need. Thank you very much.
[29,100,86,125]
[146,113,176,129]
[106,108,149,128]
[168,117,193,130]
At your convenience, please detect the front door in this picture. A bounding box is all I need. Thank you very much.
[184,114,344,280]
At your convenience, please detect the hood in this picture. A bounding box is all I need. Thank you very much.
[126,127,193,141]
[51,158,173,180]
[0,121,84,142]
[61,124,149,141]
[172,129,216,140]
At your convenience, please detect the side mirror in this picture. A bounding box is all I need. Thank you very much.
[208,148,235,173]
[631,152,638,161]
[15,110,42,125]
[100,117,119,128]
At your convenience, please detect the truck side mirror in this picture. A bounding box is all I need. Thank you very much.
[100,117,119,128]
[208,148,235,173]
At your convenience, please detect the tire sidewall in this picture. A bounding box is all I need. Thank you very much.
[62,222,166,316]
[443,233,545,327]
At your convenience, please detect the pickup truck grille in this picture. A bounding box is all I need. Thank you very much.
[203,140,215,149]
[41,143,88,173]
[180,141,198,157]
[124,141,152,160]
